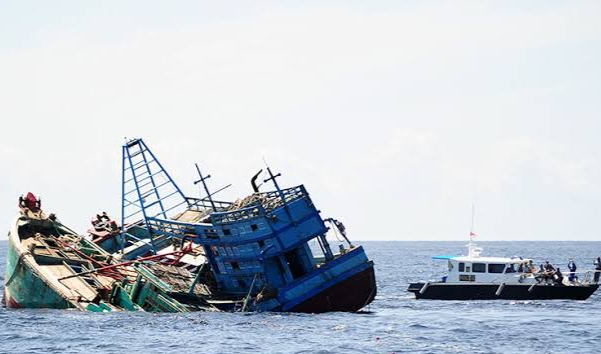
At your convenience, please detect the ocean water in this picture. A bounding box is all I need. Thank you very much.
[1,240,600,354]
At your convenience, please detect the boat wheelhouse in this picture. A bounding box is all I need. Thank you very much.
[408,238,599,300]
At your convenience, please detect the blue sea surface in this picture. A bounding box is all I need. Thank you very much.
[1,240,600,354]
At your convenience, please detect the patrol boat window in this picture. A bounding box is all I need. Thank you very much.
[488,263,505,273]
[472,263,486,273]
[458,262,465,272]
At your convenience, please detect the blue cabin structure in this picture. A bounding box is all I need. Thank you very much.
[118,138,376,313]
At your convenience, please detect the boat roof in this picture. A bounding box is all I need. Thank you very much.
[432,255,456,260]
[432,255,532,263]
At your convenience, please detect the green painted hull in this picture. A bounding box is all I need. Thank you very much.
[3,215,193,312]
[3,234,73,309]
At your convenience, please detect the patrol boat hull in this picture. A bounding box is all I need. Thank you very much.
[408,282,599,300]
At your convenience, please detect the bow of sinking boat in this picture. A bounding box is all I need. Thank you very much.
[3,195,131,311]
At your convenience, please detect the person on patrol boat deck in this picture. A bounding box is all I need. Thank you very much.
[527,260,535,273]
[567,260,578,282]
[594,257,601,283]
[554,268,564,285]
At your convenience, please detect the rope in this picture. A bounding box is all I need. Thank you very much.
[241,273,259,312]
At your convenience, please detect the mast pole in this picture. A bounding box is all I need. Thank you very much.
[469,203,476,256]
[194,163,216,210]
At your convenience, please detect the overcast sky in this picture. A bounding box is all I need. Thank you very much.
[1,1,600,241]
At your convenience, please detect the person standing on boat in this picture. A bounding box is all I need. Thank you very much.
[567,260,578,282]
[543,261,556,284]
[528,260,535,273]
[554,268,564,285]
[594,257,601,283]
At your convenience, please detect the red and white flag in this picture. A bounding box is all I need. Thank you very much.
[470,231,477,237]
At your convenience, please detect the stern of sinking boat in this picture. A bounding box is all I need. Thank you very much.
[253,246,376,313]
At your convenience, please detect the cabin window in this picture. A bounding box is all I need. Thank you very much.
[465,265,471,272]
[223,228,231,236]
[472,263,486,273]
[238,279,247,288]
[251,224,259,231]
[458,262,465,272]
[488,263,505,273]
[204,229,218,239]
[447,261,454,272]
[231,261,240,271]
[258,240,265,248]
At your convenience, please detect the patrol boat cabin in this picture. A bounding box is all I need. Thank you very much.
[408,238,599,300]
[438,243,532,284]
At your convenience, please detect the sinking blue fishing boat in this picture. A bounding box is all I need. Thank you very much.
[113,138,376,313]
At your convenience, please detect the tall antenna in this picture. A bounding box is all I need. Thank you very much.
[468,203,479,257]
[193,163,216,210]
[470,203,475,236]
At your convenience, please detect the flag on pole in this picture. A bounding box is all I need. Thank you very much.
[470,231,477,237]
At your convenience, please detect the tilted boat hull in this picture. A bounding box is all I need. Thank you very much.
[4,221,73,309]
[260,246,377,313]
[288,263,376,313]
[408,282,599,300]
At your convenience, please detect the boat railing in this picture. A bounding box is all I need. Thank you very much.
[582,270,601,285]
[146,217,199,238]
[528,269,601,286]
[211,204,265,225]
[259,186,307,211]
[185,197,232,211]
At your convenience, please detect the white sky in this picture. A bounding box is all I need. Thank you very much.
[1,1,600,240]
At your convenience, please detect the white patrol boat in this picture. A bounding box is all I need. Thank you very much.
[408,237,599,300]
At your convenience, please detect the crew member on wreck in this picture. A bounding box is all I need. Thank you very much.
[19,192,41,212]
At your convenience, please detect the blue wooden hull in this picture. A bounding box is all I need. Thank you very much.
[272,246,376,313]
[287,261,376,313]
